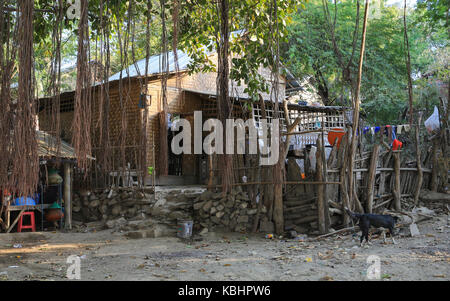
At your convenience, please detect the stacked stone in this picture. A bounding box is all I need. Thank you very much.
[149,190,202,227]
[72,188,153,223]
[193,190,263,233]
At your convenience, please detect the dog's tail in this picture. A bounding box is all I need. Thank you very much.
[344,207,362,220]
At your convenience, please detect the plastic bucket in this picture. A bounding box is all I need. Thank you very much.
[177,220,193,239]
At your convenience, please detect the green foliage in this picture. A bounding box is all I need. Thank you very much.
[178,0,301,100]
[416,0,449,28]
[2,0,447,123]
[19,0,164,95]
[283,0,449,124]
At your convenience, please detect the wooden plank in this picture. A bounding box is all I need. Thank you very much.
[6,209,25,233]
[327,167,432,173]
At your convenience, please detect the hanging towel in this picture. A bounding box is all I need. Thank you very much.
[403,125,411,132]
[397,125,403,134]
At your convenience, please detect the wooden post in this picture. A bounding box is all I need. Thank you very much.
[64,162,72,230]
[321,122,331,231]
[366,144,380,213]
[393,152,401,211]
[430,138,438,192]
[414,114,423,204]
[316,138,326,234]
[338,134,350,226]
[207,155,214,190]
[6,200,10,230]
[152,131,156,189]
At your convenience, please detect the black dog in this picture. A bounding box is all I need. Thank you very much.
[345,208,399,246]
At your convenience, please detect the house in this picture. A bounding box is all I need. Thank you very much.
[39,48,303,187]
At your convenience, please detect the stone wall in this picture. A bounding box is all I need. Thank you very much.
[193,190,268,234]
[72,188,153,223]
[72,186,267,236]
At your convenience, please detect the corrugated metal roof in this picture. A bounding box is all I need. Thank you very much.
[107,30,247,83]
[107,49,192,82]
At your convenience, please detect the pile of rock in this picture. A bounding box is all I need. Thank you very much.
[193,190,264,233]
[72,188,153,223]
[149,187,206,228]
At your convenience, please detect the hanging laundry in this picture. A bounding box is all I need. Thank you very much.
[391,126,397,141]
[383,125,393,144]
[392,138,402,150]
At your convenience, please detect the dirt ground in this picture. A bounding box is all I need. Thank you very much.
[0,213,448,281]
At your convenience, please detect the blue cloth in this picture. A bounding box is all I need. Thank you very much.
[12,193,39,206]
[13,197,36,206]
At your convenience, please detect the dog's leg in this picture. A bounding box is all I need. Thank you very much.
[364,230,371,246]
[382,230,387,244]
[389,227,397,244]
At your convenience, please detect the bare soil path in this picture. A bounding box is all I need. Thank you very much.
[0,214,448,281]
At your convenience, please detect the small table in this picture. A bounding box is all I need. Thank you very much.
[1,204,52,233]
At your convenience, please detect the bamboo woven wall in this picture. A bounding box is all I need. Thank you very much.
[91,79,142,172]
[38,64,288,186]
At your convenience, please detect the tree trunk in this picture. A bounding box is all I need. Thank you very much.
[217,0,233,194]
[348,0,370,208]
[159,0,169,176]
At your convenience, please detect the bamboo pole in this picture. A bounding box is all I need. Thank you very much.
[316,137,326,234]
[393,152,401,211]
[348,0,370,208]
[209,181,341,188]
[430,138,439,192]
[339,133,351,226]
[366,144,380,213]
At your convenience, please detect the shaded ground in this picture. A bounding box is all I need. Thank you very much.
[0,213,448,281]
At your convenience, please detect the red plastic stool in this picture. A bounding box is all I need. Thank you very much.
[18,211,36,232]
